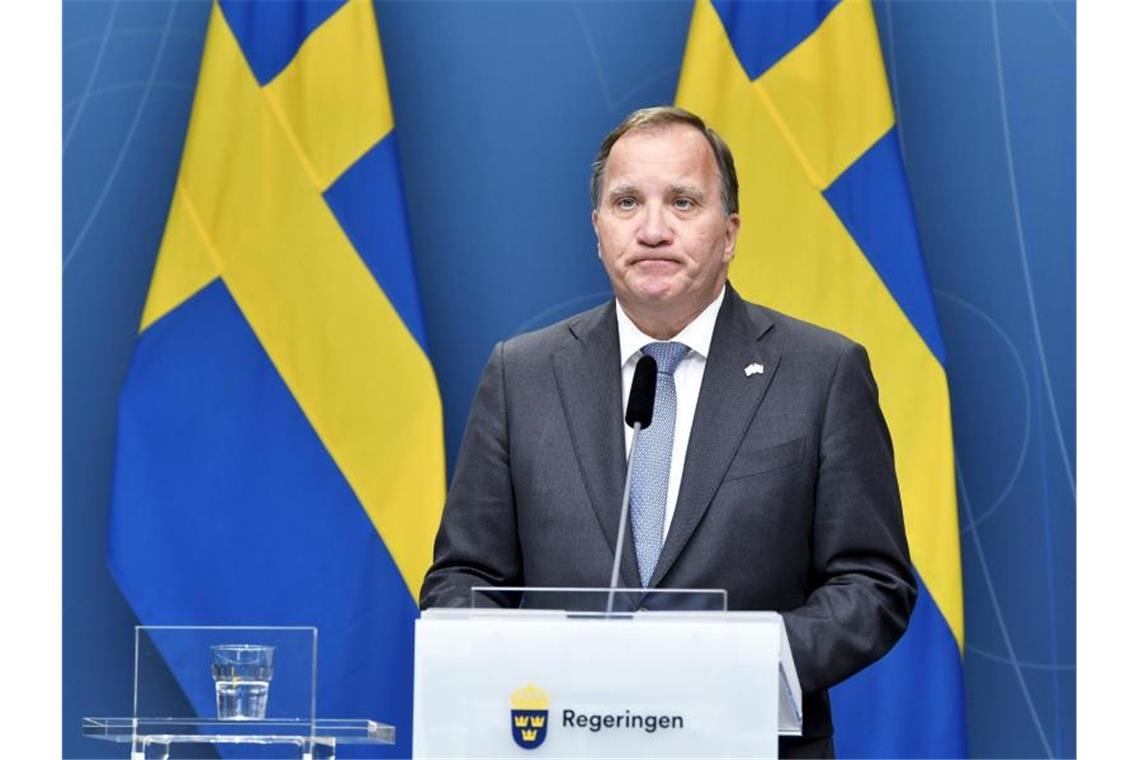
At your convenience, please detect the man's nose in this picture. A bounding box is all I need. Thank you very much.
[636,202,672,247]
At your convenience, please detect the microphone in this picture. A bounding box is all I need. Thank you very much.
[624,355,657,429]
[607,355,657,615]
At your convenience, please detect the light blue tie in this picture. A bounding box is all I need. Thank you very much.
[629,341,689,587]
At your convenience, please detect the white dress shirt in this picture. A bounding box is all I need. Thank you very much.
[617,286,726,538]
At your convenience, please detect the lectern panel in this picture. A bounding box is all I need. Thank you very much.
[414,609,800,759]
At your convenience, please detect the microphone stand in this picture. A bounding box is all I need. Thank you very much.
[605,422,642,617]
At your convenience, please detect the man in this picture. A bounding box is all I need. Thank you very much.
[421,107,915,758]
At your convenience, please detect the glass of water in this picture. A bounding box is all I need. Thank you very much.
[211,644,275,720]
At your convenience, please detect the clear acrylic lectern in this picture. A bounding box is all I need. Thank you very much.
[414,587,802,759]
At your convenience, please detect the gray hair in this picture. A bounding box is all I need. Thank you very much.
[589,106,739,215]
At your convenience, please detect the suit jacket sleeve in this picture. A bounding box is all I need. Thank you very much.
[781,341,917,695]
[420,341,522,608]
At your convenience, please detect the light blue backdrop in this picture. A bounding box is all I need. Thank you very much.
[63,1,1075,757]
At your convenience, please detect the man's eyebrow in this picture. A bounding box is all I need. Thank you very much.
[668,184,706,199]
[606,184,641,199]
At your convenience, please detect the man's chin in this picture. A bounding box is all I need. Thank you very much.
[627,285,682,306]
[622,274,688,302]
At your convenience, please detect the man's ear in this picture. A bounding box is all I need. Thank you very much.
[592,209,602,258]
[722,213,741,263]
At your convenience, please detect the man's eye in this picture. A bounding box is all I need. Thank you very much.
[616,198,638,210]
[674,198,695,210]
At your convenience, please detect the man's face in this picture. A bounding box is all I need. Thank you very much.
[592,124,740,324]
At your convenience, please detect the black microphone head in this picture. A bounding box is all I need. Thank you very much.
[625,354,657,429]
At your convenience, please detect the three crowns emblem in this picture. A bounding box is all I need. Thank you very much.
[510,684,550,750]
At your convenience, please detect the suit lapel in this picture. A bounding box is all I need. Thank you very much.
[649,286,781,588]
[551,302,641,588]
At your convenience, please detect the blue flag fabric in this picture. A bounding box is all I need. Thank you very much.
[677,1,967,755]
[107,3,444,755]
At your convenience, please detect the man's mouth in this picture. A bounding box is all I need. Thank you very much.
[629,255,681,266]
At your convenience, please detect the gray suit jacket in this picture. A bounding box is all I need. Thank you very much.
[421,284,916,739]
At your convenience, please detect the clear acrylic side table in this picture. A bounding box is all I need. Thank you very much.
[84,626,395,758]
[83,716,395,759]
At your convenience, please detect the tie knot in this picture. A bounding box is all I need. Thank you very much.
[640,341,689,375]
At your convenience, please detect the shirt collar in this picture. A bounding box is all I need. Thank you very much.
[615,285,726,367]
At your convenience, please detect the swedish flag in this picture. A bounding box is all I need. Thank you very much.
[677,1,966,756]
[107,1,443,752]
